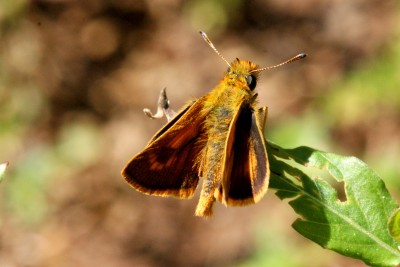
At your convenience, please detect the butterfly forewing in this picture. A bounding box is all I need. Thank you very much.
[217,104,269,205]
[122,98,207,198]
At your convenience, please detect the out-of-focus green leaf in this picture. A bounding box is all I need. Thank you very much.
[0,161,8,182]
[388,209,400,242]
[268,142,400,267]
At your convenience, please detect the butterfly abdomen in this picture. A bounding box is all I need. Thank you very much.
[195,84,252,216]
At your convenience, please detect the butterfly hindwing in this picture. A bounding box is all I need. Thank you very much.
[248,107,269,203]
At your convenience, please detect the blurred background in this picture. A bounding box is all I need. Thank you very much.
[0,0,399,266]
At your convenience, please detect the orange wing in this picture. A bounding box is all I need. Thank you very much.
[122,97,208,199]
[217,105,269,205]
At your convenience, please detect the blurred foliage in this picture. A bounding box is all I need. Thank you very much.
[0,0,399,266]
[0,162,8,183]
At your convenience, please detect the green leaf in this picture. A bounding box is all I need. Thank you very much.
[388,209,400,242]
[267,142,400,267]
[0,162,8,183]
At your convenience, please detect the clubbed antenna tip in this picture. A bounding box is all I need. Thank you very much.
[199,31,231,67]
[251,53,307,73]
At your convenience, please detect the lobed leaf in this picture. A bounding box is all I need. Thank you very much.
[267,142,400,267]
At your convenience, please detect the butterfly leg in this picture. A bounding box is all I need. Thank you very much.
[143,87,176,121]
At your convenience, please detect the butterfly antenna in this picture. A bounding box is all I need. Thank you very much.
[200,31,230,67]
[251,53,306,73]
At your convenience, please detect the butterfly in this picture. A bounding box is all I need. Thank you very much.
[122,31,306,217]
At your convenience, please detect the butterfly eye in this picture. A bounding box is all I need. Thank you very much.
[245,75,257,90]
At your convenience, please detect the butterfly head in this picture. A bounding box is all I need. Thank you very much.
[227,59,259,91]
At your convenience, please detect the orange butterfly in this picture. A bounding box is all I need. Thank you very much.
[122,31,305,217]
